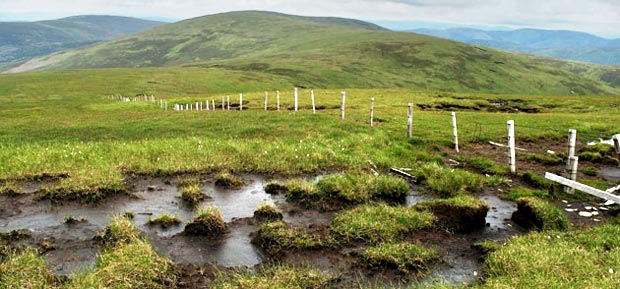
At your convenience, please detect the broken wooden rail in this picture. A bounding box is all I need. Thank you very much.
[545,172,620,204]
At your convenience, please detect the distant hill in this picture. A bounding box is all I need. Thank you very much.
[5,11,619,95]
[411,28,620,65]
[0,15,165,64]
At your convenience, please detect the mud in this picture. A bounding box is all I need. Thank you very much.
[601,166,620,182]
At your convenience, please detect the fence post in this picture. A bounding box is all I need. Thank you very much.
[567,129,577,169]
[452,112,459,153]
[277,90,280,111]
[222,96,225,110]
[311,90,316,114]
[186,104,189,111]
[264,91,268,111]
[507,120,516,174]
[212,99,215,111]
[566,156,579,193]
[227,96,230,110]
[206,100,210,111]
[613,135,620,159]
[407,103,413,138]
[370,97,374,127]
[240,93,243,111]
[294,87,298,112]
[341,91,346,120]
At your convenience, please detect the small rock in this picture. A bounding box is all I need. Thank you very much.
[591,211,600,216]
[593,218,601,222]
[147,185,157,191]
[605,200,615,206]
[473,271,478,277]
[584,206,593,211]
[547,150,555,154]
[592,207,598,211]
[561,200,568,204]
[566,204,572,208]
[600,207,609,211]
[565,208,578,212]
[579,211,593,218]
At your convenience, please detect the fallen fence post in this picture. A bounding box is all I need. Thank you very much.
[567,129,577,169]
[370,97,374,127]
[545,172,620,204]
[452,112,459,153]
[507,120,516,174]
[407,103,413,138]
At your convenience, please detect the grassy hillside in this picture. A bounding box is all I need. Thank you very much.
[10,11,619,96]
[0,15,164,64]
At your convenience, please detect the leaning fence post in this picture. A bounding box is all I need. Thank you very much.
[294,87,298,112]
[452,112,459,153]
[311,90,316,114]
[264,91,268,111]
[240,93,243,111]
[507,120,516,174]
[407,103,413,138]
[370,97,374,127]
[277,90,280,111]
[567,129,577,169]
[341,91,346,120]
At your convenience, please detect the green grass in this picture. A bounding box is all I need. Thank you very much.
[0,247,57,289]
[212,264,334,289]
[415,163,485,197]
[0,181,24,196]
[414,195,489,233]
[514,197,572,231]
[520,152,564,166]
[520,171,553,189]
[253,202,283,222]
[253,221,324,255]
[479,224,620,289]
[330,204,435,245]
[454,156,508,175]
[500,187,551,201]
[214,172,244,188]
[147,213,182,228]
[184,206,227,236]
[178,177,206,207]
[362,242,439,275]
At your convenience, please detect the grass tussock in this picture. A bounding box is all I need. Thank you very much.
[184,206,227,236]
[180,184,206,207]
[0,181,24,196]
[212,264,334,289]
[520,171,553,190]
[147,213,182,228]
[63,215,87,225]
[0,247,57,289]
[480,224,620,289]
[362,242,439,275]
[264,180,289,195]
[253,202,283,222]
[253,221,324,256]
[501,187,551,201]
[330,204,435,245]
[214,172,244,188]
[511,197,571,231]
[414,195,489,233]
[284,173,409,210]
[97,215,141,246]
[416,162,485,197]
[455,156,508,175]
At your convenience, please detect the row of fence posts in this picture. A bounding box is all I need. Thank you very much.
[109,91,604,184]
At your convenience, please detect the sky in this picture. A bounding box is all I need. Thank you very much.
[1,0,619,38]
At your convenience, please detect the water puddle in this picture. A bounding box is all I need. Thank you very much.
[601,167,620,183]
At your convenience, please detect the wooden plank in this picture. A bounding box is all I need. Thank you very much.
[545,172,620,203]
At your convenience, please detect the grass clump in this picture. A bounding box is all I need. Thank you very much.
[214,172,243,188]
[414,195,489,233]
[582,167,598,176]
[0,247,57,289]
[63,215,87,225]
[253,202,283,222]
[0,181,24,196]
[147,213,182,228]
[253,221,323,256]
[501,187,551,201]
[97,215,141,246]
[455,156,508,175]
[521,153,564,166]
[511,197,571,231]
[184,206,227,236]
[330,204,435,245]
[362,242,439,275]
[416,162,484,197]
[180,184,206,207]
[212,264,334,289]
[480,224,620,289]
[520,171,553,189]
[264,180,289,195]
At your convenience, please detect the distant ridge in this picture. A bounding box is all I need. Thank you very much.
[410,28,620,65]
[0,15,165,64]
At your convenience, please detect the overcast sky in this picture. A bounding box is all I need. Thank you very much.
[1,0,619,38]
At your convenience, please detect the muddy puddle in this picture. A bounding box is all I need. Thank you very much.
[1,176,525,287]
[601,167,620,183]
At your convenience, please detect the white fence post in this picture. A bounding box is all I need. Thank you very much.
[227,96,230,110]
[222,96,225,110]
[240,93,243,111]
[452,112,459,153]
[212,99,215,111]
[507,120,516,174]
[277,90,280,111]
[407,103,413,138]
[370,97,374,127]
[311,90,316,114]
[264,91,268,111]
[294,87,298,112]
[567,129,577,169]
[566,156,579,193]
[341,91,346,120]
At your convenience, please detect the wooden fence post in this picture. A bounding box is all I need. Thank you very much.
[311,90,316,114]
[452,112,459,153]
[277,90,280,111]
[227,96,230,110]
[370,97,374,127]
[567,129,577,169]
[294,87,298,112]
[206,100,209,111]
[341,91,346,120]
[264,91,268,111]
[407,103,413,138]
[240,93,243,111]
[507,120,516,174]
[212,99,215,111]
[566,156,579,193]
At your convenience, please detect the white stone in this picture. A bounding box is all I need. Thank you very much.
[605,200,616,206]
[578,211,593,218]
